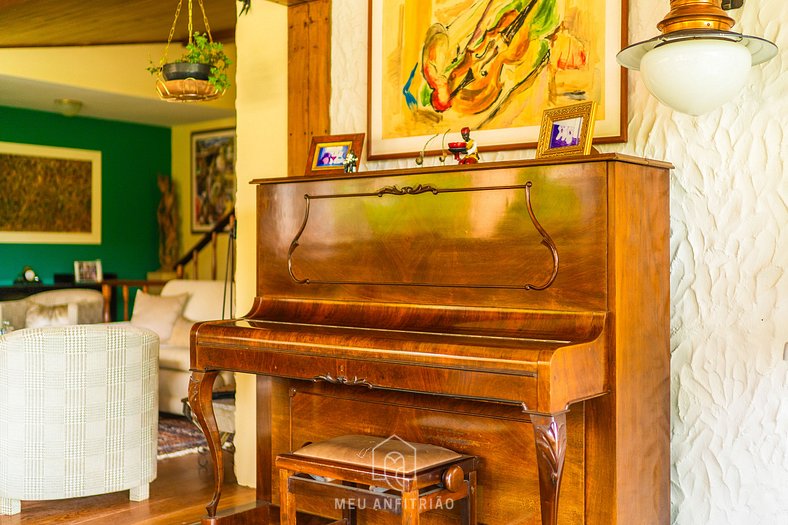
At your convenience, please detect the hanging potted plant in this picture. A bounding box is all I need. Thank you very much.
[149,32,232,96]
[149,0,232,102]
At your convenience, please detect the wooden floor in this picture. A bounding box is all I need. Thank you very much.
[1,450,256,524]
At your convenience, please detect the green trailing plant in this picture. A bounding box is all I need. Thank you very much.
[148,32,232,92]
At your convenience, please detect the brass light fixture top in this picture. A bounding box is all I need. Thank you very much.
[656,0,735,33]
[617,0,777,70]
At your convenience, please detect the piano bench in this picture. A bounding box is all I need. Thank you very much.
[276,434,478,525]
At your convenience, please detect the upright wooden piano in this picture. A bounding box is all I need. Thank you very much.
[189,154,671,525]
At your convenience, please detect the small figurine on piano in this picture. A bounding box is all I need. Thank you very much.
[447,127,480,164]
[343,150,358,173]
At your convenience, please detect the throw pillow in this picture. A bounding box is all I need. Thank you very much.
[166,316,195,347]
[25,303,78,328]
[130,290,188,341]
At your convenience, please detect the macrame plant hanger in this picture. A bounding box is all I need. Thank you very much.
[155,0,225,102]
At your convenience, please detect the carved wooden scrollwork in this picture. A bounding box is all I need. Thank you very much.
[313,373,374,388]
[376,184,439,196]
[531,413,568,525]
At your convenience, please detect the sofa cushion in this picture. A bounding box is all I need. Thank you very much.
[160,280,233,322]
[159,343,191,371]
[130,290,188,341]
[166,316,194,348]
[27,288,102,307]
[25,303,78,328]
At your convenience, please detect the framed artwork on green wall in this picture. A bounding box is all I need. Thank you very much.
[367,0,626,160]
[191,128,236,233]
[0,141,101,244]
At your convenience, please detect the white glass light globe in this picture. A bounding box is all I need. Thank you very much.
[640,39,752,116]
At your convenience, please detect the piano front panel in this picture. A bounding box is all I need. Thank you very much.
[272,380,587,525]
[256,161,609,313]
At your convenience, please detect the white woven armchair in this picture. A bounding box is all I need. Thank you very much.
[0,324,159,515]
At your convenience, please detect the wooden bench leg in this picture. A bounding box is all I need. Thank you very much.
[279,469,297,525]
[401,489,420,525]
[461,470,477,525]
[341,484,357,525]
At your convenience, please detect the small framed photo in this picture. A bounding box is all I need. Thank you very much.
[74,259,103,283]
[535,102,597,159]
[305,133,365,176]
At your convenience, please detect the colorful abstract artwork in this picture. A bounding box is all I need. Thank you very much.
[368,0,625,159]
[0,142,101,244]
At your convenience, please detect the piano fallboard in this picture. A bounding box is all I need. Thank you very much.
[192,303,608,413]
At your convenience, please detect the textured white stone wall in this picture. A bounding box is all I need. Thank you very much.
[332,1,788,523]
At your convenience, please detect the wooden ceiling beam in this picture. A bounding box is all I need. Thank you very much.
[0,0,237,48]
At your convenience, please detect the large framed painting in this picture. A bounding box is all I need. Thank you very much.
[367,0,626,160]
[0,142,101,244]
[191,128,236,233]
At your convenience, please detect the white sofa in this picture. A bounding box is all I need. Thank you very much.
[128,279,234,414]
[0,324,159,515]
[0,288,104,331]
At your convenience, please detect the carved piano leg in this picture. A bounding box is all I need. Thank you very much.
[531,413,567,525]
[188,370,222,518]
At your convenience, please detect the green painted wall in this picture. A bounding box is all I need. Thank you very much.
[0,105,170,285]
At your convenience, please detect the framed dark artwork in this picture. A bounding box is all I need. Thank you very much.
[0,142,101,244]
[305,134,365,176]
[74,259,103,283]
[535,101,596,159]
[367,0,626,160]
[191,128,236,233]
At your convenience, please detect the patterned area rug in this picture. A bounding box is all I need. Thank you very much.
[157,413,207,460]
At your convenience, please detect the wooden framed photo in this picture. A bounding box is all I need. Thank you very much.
[535,102,597,159]
[74,259,103,283]
[191,128,236,233]
[305,134,364,176]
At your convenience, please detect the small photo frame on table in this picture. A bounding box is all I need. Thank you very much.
[305,134,365,176]
[74,259,103,283]
[535,102,597,159]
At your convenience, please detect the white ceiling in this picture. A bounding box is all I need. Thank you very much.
[0,74,234,127]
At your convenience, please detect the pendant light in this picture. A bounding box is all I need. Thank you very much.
[617,0,777,116]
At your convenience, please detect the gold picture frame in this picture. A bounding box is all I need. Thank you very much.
[0,142,101,244]
[191,128,236,233]
[367,0,626,160]
[535,102,597,159]
[305,134,365,176]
